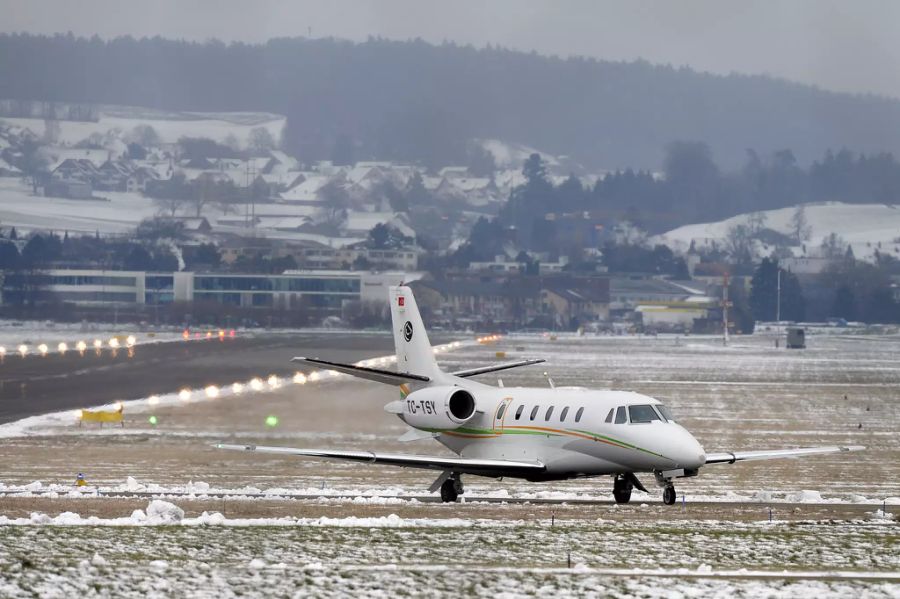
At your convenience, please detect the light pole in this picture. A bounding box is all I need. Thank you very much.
[776,268,781,324]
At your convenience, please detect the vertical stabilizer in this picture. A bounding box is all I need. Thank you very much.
[389,285,442,380]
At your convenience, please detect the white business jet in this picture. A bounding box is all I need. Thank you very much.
[217,286,863,505]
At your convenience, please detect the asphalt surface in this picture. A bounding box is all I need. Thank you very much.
[0,332,399,424]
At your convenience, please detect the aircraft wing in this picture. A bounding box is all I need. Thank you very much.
[291,357,430,386]
[452,358,546,378]
[215,443,546,477]
[704,445,864,465]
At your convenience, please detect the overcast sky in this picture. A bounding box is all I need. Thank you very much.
[3,0,900,99]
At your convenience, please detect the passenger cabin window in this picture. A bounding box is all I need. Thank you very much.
[575,407,584,422]
[657,405,676,422]
[629,404,662,423]
[530,406,539,421]
[605,408,614,423]
[497,403,506,420]
[615,406,627,424]
[560,407,569,422]
[545,406,554,421]
[515,405,524,420]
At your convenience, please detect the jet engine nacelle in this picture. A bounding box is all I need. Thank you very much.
[401,386,477,430]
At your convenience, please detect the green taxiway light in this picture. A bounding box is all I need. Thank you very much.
[148,415,158,425]
[265,415,279,427]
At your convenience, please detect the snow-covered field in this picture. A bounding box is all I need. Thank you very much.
[654,201,900,261]
[0,503,896,597]
[0,178,159,236]
[0,332,897,596]
[2,106,285,148]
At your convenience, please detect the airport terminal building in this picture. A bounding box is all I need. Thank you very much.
[1,269,419,311]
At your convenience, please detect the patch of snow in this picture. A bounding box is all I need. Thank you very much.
[787,490,824,503]
[145,500,184,523]
[653,201,900,263]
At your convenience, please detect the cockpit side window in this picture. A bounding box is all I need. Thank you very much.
[614,406,627,424]
[629,404,661,423]
[657,405,676,422]
[605,408,614,423]
[515,405,524,420]
[530,405,539,421]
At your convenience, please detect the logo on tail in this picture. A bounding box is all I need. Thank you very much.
[404,321,414,341]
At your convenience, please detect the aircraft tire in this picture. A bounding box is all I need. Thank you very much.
[440,479,459,503]
[613,475,633,504]
[663,485,676,505]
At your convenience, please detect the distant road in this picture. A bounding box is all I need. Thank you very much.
[0,332,402,425]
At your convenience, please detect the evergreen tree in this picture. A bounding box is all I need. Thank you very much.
[832,285,856,320]
[0,240,19,270]
[749,258,805,322]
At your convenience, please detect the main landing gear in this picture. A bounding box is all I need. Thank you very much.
[613,475,633,504]
[439,474,464,503]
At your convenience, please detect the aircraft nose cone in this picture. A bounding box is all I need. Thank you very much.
[674,430,706,470]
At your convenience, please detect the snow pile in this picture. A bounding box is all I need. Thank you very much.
[185,480,210,494]
[0,503,521,528]
[144,500,184,523]
[869,509,895,521]
[786,490,824,503]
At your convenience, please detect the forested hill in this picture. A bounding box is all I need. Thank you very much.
[2,33,900,170]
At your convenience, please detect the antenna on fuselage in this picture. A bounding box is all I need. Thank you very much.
[543,372,556,389]
[497,378,504,388]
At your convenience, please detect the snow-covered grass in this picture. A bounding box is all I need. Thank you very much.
[0,504,896,597]
[654,201,900,261]
[0,178,159,236]
[2,106,285,148]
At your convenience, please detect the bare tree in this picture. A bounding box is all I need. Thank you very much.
[248,127,277,154]
[319,180,350,226]
[820,232,848,259]
[154,196,186,218]
[790,205,812,243]
[19,138,50,194]
[724,223,754,266]
[131,124,161,147]
[746,211,767,236]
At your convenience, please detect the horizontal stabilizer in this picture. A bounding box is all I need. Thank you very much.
[704,445,864,465]
[453,358,545,378]
[215,443,546,477]
[291,356,430,386]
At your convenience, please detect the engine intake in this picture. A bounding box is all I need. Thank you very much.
[401,386,477,430]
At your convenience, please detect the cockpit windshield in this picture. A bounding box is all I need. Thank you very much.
[628,404,661,423]
[656,405,676,422]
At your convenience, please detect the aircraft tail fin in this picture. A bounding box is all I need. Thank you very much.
[389,285,443,381]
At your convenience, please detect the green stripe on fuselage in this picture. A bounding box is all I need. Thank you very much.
[424,425,668,460]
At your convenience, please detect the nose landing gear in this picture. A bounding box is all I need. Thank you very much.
[662,484,677,505]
